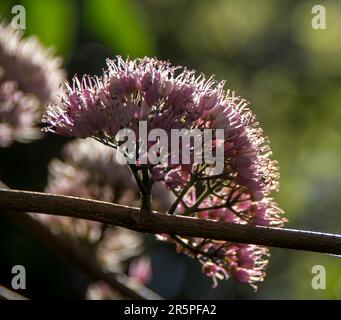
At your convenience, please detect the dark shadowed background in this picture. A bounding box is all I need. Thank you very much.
[0,0,340,299]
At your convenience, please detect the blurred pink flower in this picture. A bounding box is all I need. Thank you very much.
[35,138,167,289]
[129,256,152,285]
[0,81,40,146]
[36,139,143,267]
[0,22,64,147]
[86,281,119,300]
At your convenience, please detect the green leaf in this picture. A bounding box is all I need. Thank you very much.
[84,0,156,57]
[0,0,12,20]
[20,0,75,56]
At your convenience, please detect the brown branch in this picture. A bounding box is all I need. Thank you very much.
[0,188,341,255]
[0,285,29,300]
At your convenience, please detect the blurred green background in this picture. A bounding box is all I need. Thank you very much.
[0,0,341,299]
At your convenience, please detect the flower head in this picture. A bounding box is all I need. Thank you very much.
[0,81,41,146]
[0,22,65,147]
[44,56,286,287]
[0,22,64,102]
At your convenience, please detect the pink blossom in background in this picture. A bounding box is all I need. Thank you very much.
[129,256,152,285]
[35,138,166,298]
[0,22,64,147]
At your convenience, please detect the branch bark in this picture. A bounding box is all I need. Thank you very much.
[0,285,29,300]
[1,188,341,255]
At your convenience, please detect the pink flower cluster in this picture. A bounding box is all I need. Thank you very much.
[44,57,286,287]
[0,22,64,147]
[160,184,284,287]
[0,81,40,147]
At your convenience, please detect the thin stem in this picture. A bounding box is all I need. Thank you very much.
[170,188,188,210]
[196,174,225,181]
[186,203,226,215]
[168,178,195,215]
[170,235,207,258]
[129,164,152,221]
[170,235,221,264]
[189,185,212,212]
[168,165,209,215]
[129,164,146,195]
[139,168,152,221]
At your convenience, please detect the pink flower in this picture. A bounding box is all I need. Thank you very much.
[129,256,152,285]
[44,56,286,288]
[0,22,65,147]
[0,22,64,103]
[86,281,119,300]
[0,81,41,147]
[44,57,278,196]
